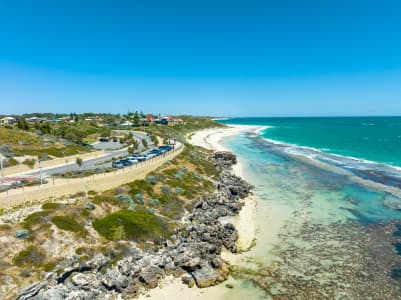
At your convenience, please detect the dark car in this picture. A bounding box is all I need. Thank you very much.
[120,159,133,166]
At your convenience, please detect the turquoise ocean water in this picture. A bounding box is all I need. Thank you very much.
[219,117,401,167]
[213,117,401,299]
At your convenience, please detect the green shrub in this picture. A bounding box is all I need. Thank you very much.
[161,185,171,195]
[146,175,158,185]
[159,198,185,220]
[128,179,155,198]
[175,187,185,194]
[43,260,58,272]
[116,194,136,210]
[51,215,86,233]
[93,209,172,242]
[134,193,144,204]
[87,190,97,196]
[23,210,51,230]
[13,245,46,267]
[22,158,36,169]
[92,195,121,206]
[7,157,19,167]
[149,198,160,207]
[42,202,62,210]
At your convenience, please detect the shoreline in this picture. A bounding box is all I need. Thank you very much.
[189,125,266,257]
[137,125,264,300]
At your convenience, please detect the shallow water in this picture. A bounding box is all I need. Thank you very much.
[216,131,401,299]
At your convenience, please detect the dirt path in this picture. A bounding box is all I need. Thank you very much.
[0,145,183,208]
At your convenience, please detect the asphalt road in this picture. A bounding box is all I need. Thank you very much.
[26,144,156,177]
[3,131,156,181]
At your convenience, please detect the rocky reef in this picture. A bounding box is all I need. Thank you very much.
[16,151,252,300]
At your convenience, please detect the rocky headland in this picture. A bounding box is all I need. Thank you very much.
[16,151,252,300]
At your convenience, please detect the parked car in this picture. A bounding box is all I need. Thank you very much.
[120,159,133,166]
[112,161,123,168]
[135,155,147,162]
[149,149,161,156]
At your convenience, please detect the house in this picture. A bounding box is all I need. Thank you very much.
[139,118,150,126]
[25,116,44,124]
[56,116,71,122]
[146,114,154,120]
[175,118,184,125]
[0,116,17,126]
[121,120,134,126]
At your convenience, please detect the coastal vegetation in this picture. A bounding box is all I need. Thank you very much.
[0,117,229,299]
[93,209,172,242]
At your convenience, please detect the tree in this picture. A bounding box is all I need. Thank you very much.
[76,157,83,168]
[163,137,168,145]
[150,134,159,146]
[128,146,134,155]
[17,117,29,130]
[132,139,139,151]
[127,132,134,142]
[100,128,111,138]
[40,123,52,135]
[133,113,140,125]
[141,138,148,148]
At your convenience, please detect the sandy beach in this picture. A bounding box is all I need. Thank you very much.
[137,125,264,300]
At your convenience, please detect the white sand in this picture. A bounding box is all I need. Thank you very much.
[137,125,265,300]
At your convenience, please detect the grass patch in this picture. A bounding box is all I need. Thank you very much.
[22,158,35,169]
[42,202,62,210]
[127,179,156,198]
[159,197,185,220]
[51,215,86,234]
[93,209,172,243]
[13,245,46,267]
[7,157,19,167]
[22,210,51,230]
[92,194,125,207]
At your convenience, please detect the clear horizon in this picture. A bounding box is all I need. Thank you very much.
[1,0,401,116]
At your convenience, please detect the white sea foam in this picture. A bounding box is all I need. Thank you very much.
[259,136,401,179]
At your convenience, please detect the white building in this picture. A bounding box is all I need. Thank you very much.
[0,116,17,126]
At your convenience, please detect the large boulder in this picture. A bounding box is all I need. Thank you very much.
[191,261,230,288]
[139,266,164,289]
[212,151,237,168]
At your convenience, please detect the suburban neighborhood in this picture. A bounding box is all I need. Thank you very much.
[0,112,185,193]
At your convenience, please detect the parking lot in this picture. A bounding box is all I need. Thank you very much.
[111,145,173,169]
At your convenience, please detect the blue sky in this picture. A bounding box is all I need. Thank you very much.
[0,0,400,116]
